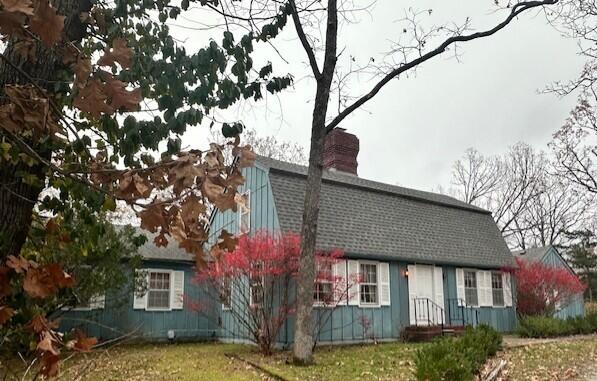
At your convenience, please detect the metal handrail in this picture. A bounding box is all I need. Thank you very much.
[412,297,445,328]
[446,298,479,327]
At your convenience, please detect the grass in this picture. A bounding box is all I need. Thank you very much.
[53,341,422,381]
[7,336,596,381]
[506,337,597,381]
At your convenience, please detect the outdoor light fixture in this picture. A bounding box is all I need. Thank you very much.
[403,269,409,278]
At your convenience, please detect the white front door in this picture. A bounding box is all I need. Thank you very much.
[408,264,445,325]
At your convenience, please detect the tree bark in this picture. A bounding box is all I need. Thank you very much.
[0,0,92,256]
[292,0,337,364]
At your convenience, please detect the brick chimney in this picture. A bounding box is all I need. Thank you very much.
[323,128,359,175]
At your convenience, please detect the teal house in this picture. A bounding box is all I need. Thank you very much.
[60,129,519,344]
[512,246,585,319]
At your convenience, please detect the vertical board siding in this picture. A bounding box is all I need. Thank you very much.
[58,261,218,341]
[541,248,586,319]
[209,165,281,342]
[442,266,517,332]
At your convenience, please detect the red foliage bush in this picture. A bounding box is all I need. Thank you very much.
[511,257,586,316]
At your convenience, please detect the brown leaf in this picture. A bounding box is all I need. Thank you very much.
[233,145,257,168]
[37,330,59,355]
[23,267,54,298]
[45,217,60,234]
[29,0,65,46]
[30,314,51,333]
[103,76,141,112]
[139,204,166,233]
[0,10,25,36]
[6,255,30,273]
[40,352,60,377]
[0,306,15,325]
[1,0,33,14]
[217,230,238,252]
[0,266,11,298]
[180,194,206,226]
[46,264,75,288]
[73,78,114,118]
[73,56,92,89]
[97,38,133,69]
[73,329,97,351]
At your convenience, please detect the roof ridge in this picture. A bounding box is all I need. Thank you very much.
[255,155,491,215]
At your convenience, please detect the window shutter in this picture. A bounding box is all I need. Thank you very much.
[347,260,359,306]
[379,262,391,306]
[478,271,492,307]
[408,265,417,325]
[171,270,185,310]
[91,294,105,310]
[456,268,465,306]
[503,272,513,307]
[433,266,444,311]
[333,260,348,306]
[133,270,148,310]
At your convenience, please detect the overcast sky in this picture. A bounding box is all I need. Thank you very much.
[173,1,586,192]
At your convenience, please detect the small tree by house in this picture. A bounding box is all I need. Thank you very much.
[196,231,353,355]
[511,257,586,316]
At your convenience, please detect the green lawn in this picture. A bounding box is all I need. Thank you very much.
[26,336,597,381]
[56,341,422,381]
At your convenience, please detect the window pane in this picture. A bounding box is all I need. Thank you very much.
[465,288,478,306]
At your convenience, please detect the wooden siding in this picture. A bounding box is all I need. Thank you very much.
[541,247,585,319]
[59,261,219,341]
[443,266,517,332]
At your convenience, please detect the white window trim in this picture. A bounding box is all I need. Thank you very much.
[313,260,335,308]
[221,279,232,311]
[463,268,479,308]
[72,294,105,311]
[238,190,251,235]
[145,269,173,312]
[358,260,380,308]
[491,271,506,309]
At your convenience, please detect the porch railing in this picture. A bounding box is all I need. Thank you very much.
[446,298,479,327]
[412,297,445,328]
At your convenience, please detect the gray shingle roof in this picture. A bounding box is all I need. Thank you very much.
[257,156,514,268]
[134,227,194,262]
[512,246,552,263]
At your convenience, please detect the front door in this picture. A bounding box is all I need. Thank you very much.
[408,264,444,325]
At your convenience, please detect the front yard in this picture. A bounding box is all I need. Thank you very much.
[36,335,597,380]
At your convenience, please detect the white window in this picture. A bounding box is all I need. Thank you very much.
[491,271,504,307]
[238,191,250,235]
[221,278,232,310]
[314,260,333,306]
[147,271,171,310]
[464,270,478,306]
[133,269,185,311]
[360,263,379,306]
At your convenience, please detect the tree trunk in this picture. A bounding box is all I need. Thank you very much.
[292,0,337,364]
[0,0,92,256]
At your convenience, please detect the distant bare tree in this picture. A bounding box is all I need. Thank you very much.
[451,148,501,204]
[449,144,590,249]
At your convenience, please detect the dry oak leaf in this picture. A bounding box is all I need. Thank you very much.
[103,76,141,111]
[232,144,257,168]
[139,204,167,233]
[217,230,238,252]
[46,263,75,288]
[29,314,59,333]
[73,78,114,119]
[29,0,65,47]
[1,0,33,14]
[0,305,15,325]
[40,352,60,377]
[37,330,59,355]
[73,56,92,89]
[73,328,97,351]
[97,37,133,69]
[180,194,207,225]
[23,267,54,298]
[0,10,26,36]
[6,254,30,273]
[179,237,204,256]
